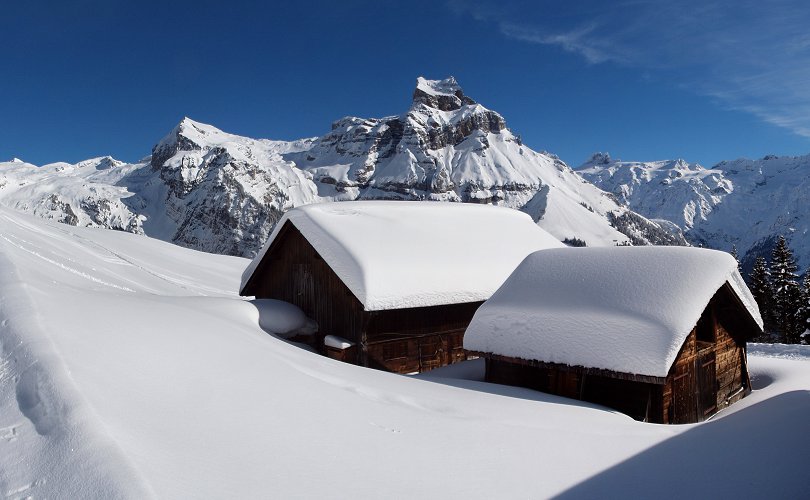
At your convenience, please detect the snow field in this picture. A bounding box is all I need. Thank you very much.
[0,208,808,498]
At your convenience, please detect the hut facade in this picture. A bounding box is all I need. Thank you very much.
[240,201,562,373]
[464,246,763,424]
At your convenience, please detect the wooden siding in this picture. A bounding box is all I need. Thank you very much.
[485,358,662,421]
[366,330,467,373]
[243,221,480,373]
[243,222,367,361]
[662,292,750,424]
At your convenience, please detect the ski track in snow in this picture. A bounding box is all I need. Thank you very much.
[0,212,235,297]
[0,231,136,293]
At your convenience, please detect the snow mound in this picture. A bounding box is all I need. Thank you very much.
[251,299,317,338]
[241,201,564,310]
[324,335,355,349]
[748,343,810,360]
[465,246,762,378]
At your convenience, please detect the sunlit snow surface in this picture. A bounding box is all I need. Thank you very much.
[0,208,808,499]
[242,201,564,310]
[465,246,761,378]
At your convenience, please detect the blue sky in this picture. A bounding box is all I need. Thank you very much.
[3,0,810,167]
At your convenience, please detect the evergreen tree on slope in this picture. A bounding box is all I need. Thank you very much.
[799,273,810,344]
[770,236,802,343]
[749,255,774,340]
[730,245,741,272]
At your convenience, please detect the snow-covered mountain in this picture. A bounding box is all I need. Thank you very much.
[0,78,684,257]
[578,152,810,272]
[0,156,146,232]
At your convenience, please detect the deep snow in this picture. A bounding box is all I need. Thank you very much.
[0,208,808,499]
[242,201,564,310]
[465,246,761,377]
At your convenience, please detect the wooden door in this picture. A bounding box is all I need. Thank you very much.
[417,336,445,372]
[671,370,697,424]
[696,350,717,420]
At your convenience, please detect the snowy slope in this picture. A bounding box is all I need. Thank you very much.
[578,152,810,272]
[1,78,684,259]
[0,207,808,498]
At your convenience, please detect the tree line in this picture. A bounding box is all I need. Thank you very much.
[744,236,810,344]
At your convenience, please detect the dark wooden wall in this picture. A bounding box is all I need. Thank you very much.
[243,222,367,357]
[243,222,480,373]
[485,358,662,422]
[662,292,750,424]
[364,301,481,372]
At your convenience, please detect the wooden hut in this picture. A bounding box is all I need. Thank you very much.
[240,201,562,373]
[464,246,763,424]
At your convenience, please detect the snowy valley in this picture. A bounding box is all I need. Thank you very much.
[0,208,808,498]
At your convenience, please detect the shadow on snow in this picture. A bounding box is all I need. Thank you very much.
[554,390,810,499]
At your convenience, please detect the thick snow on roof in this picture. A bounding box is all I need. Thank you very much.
[241,201,564,310]
[465,246,763,378]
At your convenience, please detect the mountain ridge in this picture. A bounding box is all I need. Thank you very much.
[577,152,810,273]
[0,77,684,257]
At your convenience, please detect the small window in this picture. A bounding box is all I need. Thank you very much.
[696,308,714,343]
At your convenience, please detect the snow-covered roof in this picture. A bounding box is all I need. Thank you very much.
[464,246,763,378]
[240,201,564,310]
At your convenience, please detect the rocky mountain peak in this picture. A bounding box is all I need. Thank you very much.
[412,76,476,111]
[587,152,613,165]
[150,117,226,170]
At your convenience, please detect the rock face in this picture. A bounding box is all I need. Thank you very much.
[0,77,683,257]
[145,119,321,256]
[578,153,810,273]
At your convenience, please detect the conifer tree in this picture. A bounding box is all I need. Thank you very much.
[730,245,741,272]
[770,236,802,343]
[799,273,810,344]
[749,255,774,340]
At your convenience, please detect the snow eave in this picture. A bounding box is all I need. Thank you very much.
[467,349,669,384]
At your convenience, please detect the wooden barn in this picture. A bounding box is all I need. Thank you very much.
[240,201,562,373]
[464,246,764,424]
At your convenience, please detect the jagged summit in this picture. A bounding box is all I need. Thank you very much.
[413,76,476,111]
[416,76,461,95]
[586,152,613,165]
[155,117,222,149]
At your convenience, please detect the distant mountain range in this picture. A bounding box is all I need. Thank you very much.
[0,77,682,257]
[578,152,810,273]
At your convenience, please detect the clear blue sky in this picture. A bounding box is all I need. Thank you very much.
[3,0,810,168]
